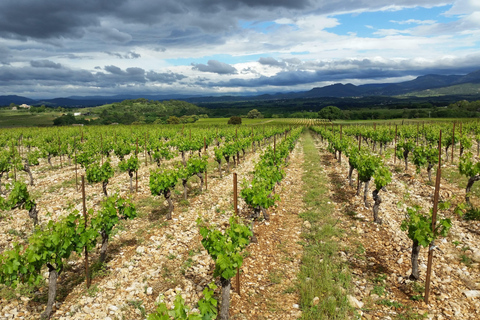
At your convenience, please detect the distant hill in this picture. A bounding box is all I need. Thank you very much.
[399,83,480,97]
[1,69,480,107]
[0,95,37,106]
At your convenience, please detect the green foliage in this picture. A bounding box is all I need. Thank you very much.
[86,161,114,184]
[459,152,480,179]
[119,156,139,175]
[373,165,392,190]
[396,139,415,162]
[90,194,137,240]
[400,206,452,247]
[227,116,242,125]
[167,116,181,124]
[246,109,263,119]
[357,152,381,182]
[0,181,35,212]
[148,282,217,320]
[198,216,252,280]
[150,168,179,196]
[318,106,344,120]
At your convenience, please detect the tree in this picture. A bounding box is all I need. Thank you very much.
[247,109,262,118]
[167,116,180,124]
[227,116,242,125]
[318,106,343,120]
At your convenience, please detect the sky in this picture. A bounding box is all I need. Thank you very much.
[0,0,479,99]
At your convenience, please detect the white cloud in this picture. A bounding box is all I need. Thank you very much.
[390,19,437,25]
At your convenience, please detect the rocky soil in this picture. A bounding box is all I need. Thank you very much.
[312,136,480,320]
[2,130,480,320]
[0,137,305,320]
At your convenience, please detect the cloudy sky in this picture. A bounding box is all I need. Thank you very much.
[0,0,479,98]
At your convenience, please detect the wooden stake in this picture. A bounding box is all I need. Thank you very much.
[451,122,455,163]
[12,141,16,182]
[136,138,139,193]
[424,130,442,304]
[394,125,398,165]
[74,138,78,191]
[81,176,91,289]
[233,173,238,215]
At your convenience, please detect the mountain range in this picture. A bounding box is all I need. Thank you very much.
[1,69,480,108]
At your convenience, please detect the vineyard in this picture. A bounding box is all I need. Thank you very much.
[0,119,480,319]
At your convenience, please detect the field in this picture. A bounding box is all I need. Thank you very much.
[0,110,62,128]
[0,121,480,320]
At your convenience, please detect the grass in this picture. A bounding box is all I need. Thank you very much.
[298,131,354,319]
[0,110,62,128]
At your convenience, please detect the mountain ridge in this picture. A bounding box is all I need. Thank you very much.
[2,69,480,107]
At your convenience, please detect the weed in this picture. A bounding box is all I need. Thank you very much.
[268,270,282,284]
[378,299,404,309]
[127,300,146,318]
[181,257,193,275]
[7,228,25,238]
[464,207,480,220]
[460,254,473,266]
[283,286,296,294]
[86,284,100,297]
[297,132,354,319]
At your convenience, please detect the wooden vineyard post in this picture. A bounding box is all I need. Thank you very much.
[81,176,91,289]
[416,123,419,146]
[425,130,442,304]
[451,122,455,164]
[136,138,139,193]
[58,137,62,168]
[100,134,103,166]
[12,140,16,182]
[274,135,276,165]
[339,125,343,165]
[205,167,208,191]
[74,137,78,191]
[459,122,463,159]
[145,133,148,167]
[357,134,361,191]
[394,125,398,165]
[204,137,208,190]
[233,173,240,296]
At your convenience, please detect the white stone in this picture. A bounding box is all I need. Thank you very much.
[463,290,480,298]
[147,287,153,295]
[347,295,364,309]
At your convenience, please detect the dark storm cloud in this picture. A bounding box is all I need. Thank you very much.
[0,0,312,41]
[0,46,10,64]
[213,55,480,88]
[0,65,95,84]
[0,64,186,90]
[146,71,187,83]
[258,57,286,67]
[30,60,62,69]
[105,51,141,59]
[192,60,237,74]
[104,65,124,75]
